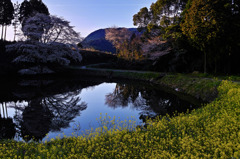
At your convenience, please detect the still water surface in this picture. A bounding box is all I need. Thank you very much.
[0,78,200,142]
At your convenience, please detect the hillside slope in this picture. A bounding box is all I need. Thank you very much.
[81,28,139,53]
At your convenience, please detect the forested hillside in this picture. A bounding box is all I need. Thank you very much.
[81,28,140,54]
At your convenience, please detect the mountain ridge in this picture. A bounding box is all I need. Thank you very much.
[81,28,139,53]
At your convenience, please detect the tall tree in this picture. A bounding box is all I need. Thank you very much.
[213,0,240,73]
[19,0,49,25]
[133,0,188,30]
[132,0,190,64]
[133,7,151,31]
[12,1,21,41]
[181,0,217,73]
[0,0,14,41]
[7,14,82,75]
[19,0,31,23]
[20,13,81,44]
[181,0,240,73]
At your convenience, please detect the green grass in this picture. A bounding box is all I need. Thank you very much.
[159,74,221,102]
[1,80,240,158]
[71,68,221,102]
[187,72,240,82]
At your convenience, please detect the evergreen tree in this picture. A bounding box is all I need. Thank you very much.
[30,0,49,15]
[0,0,14,41]
[19,0,49,25]
[19,0,31,24]
[181,0,240,73]
[133,7,151,31]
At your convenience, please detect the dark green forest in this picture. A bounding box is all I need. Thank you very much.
[132,0,240,74]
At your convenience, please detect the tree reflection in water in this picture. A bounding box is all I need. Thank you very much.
[0,78,200,141]
[12,90,87,142]
[105,84,140,108]
[106,83,198,121]
[20,98,53,141]
[0,103,16,140]
[43,90,87,132]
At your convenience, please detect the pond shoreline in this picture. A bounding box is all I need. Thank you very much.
[0,66,220,103]
[63,66,220,103]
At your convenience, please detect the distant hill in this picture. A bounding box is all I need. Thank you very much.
[81,28,140,54]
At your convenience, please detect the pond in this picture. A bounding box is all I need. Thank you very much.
[0,77,202,142]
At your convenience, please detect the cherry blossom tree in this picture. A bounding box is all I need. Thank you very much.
[7,13,82,75]
[20,13,81,44]
[105,27,144,60]
[105,27,131,52]
[41,15,81,44]
[21,13,52,41]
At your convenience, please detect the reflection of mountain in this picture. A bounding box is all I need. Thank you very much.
[106,83,199,121]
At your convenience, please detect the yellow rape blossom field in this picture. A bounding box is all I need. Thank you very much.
[1,80,240,158]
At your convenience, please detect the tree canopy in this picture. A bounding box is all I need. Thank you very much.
[181,0,240,73]
[20,13,81,44]
[19,0,49,24]
[133,0,188,31]
[132,0,240,74]
[7,13,82,75]
[0,0,14,40]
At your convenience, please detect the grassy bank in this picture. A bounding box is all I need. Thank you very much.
[1,80,240,158]
[110,71,221,102]
[68,67,221,102]
[158,74,221,102]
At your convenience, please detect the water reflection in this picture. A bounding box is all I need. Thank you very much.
[106,83,199,121]
[0,103,16,140]
[0,78,201,141]
[0,78,91,141]
[105,84,140,108]
[20,98,53,141]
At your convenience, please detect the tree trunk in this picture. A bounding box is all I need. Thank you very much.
[2,103,5,118]
[204,51,207,74]
[1,25,4,40]
[4,25,7,41]
[214,58,217,74]
[13,26,16,41]
[13,31,16,41]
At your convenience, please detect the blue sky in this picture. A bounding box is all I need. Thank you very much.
[8,0,156,40]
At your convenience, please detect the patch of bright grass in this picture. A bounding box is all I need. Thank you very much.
[159,74,221,101]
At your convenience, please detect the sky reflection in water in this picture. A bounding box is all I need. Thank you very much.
[0,79,199,142]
